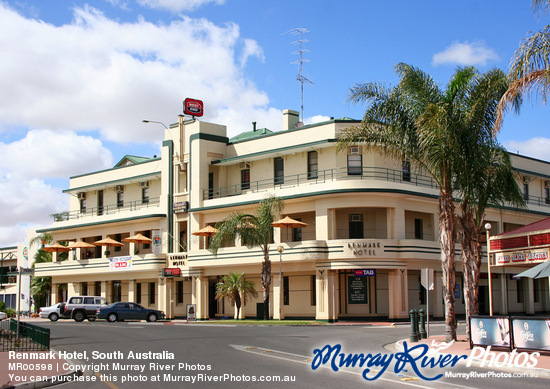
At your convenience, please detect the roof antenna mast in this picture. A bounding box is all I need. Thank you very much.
[282,28,313,122]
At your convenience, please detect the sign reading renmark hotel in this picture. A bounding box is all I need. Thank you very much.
[347,241,382,256]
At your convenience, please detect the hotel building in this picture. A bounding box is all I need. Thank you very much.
[33,109,550,321]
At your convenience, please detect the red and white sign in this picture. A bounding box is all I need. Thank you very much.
[495,249,549,266]
[109,256,133,271]
[184,98,204,117]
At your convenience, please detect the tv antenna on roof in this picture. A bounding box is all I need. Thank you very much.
[282,28,313,122]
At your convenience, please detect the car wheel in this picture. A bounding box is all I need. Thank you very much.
[49,313,59,322]
[146,313,158,322]
[107,313,118,322]
[73,311,86,322]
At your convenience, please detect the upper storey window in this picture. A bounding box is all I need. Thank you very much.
[308,151,318,179]
[347,154,362,175]
[274,157,284,184]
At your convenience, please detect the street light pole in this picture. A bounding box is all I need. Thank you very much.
[485,223,493,316]
[277,245,284,320]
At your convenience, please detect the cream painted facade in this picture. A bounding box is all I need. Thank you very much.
[33,109,550,320]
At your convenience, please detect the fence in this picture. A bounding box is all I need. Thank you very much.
[0,319,50,351]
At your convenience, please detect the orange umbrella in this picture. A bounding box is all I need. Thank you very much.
[123,233,152,244]
[41,243,71,253]
[68,241,96,260]
[271,216,308,228]
[93,237,124,247]
[68,241,96,249]
[192,225,219,237]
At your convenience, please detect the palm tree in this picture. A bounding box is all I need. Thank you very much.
[457,140,525,337]
[210,195,284,320]
[495,0,549,131]
[338,64,511,341]
[215,272,258,319]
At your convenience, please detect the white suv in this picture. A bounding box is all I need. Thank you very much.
[60,296,109,322]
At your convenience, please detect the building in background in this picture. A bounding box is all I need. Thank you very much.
[32,108,550,320]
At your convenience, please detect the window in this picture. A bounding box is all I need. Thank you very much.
[414,218,423,240]
[112,281,121,302]
[274,157,284,184]
[117,191,124,208]
[208,172,214,199]
[136,283,141,304]
[177,281,184,304]
[347,154,362,175]
[402,160,411,182]
[114,234,122,252]
[84,297,94,304]
[95,281,101,296]
[308,151,318,179]
[142,187,150,204]
[80,199,86,214]
[149,282,155,305]
[523,180,529,201]
[349,214,364,239]
[283,276,289,305]
[241,169,250,190]
[81,282,88,296]
[97,190,104,216]
[142,230,151,250]
[311,275,316,306]
[292,218,303,242]
[545,186,550,205]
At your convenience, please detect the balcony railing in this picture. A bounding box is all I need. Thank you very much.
[52,197,161,222]
[203,166,437,200]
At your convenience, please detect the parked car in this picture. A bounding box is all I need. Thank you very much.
[39,303,63,321]
[97,302,165,322]
[0,312,6,321]
[60,296,109,322]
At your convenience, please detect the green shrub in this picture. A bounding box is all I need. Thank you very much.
[5,308,16,318]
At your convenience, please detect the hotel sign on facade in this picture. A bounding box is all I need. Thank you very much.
[494,248,549,266]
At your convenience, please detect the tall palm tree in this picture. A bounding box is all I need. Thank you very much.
[338,64,511,341]
[457,140,525,337]
[210,195,283,320]
[215,272,258,319]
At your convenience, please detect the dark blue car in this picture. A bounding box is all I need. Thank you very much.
[97,302,165,322]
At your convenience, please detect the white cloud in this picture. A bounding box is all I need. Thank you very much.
[0,4,278,142]
[137,0,225,12]
[432,41,499,67]
[304,115,331,125]
[504,137,550,162]
[0,130,113,179]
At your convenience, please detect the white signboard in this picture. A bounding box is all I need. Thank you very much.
[152,229,162,255]
[187,304,196,321]
[109,256,133,271]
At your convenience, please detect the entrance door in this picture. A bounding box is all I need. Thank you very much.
[339,270,374,317]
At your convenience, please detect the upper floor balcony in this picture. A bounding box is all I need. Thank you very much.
[203,166,436,200]
[52,196,161,223]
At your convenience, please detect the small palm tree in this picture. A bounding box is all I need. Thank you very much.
[210,195,283,320]
[215,272,258,319]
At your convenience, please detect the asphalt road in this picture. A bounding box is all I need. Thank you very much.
[39,321,549,389]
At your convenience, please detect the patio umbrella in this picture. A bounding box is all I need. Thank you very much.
[271,216,308,241]
[68,241,96,260]
[514,260,550,279]
[271,216,308,229]
[93,237,124,247]
[192,225,219,237]
[41,243,71,253]
[123,233,152,253]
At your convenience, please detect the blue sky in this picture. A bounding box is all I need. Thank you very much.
[0,0,549,246]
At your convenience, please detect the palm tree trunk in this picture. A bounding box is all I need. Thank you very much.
[235,293,242,320]
[439,192,457,342]
[261,249,271,320]
[459,207,476,340]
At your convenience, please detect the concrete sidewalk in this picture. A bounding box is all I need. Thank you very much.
[394,334,550,378]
